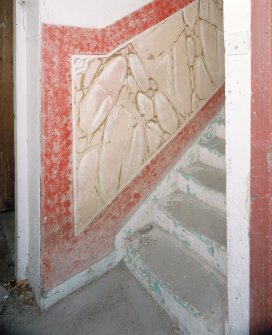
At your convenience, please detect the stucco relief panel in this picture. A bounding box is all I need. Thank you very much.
[73,0,224,234]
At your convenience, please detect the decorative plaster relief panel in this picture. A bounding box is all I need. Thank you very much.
[73,0,224,234]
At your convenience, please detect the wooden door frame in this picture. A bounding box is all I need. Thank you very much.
[0,0,15,212]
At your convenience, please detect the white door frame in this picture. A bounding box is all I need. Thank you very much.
[14,0,29,280]
[14,0,41,298]
[224,0,251,333]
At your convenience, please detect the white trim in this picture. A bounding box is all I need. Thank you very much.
[40,251,121,309]
[224,0,251,333]
[25,0,41,299]
[14,0,41,298]
[14,0,29,280]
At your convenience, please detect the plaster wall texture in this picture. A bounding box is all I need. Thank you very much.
[15,0,160,301]
[40,0,224,292]
[115,103,225,260]
[73,0,225,234]
[41,85,224,309]
[224,0,251,333]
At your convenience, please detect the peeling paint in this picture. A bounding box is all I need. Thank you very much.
[199,239,214,258]
[186,184,196,198]
[172,230,190,247]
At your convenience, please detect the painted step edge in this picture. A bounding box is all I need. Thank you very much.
[177,170,226,213]
[198,139,226,171]
[116,106,225,281]
[116,105,225,256]
[123,238,224,335]
[115,145,200,257]
[215,123,225,140]
[206,106,225,140]
[152,203,227,276]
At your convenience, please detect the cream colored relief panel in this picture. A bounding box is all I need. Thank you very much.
[73,0,224,234]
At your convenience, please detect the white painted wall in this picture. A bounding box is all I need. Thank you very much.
[41,0,153,28]
[14,0,41,298]
[224,0,251,333]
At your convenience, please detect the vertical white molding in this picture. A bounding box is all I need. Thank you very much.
[224,1,251,334]
[14,0,29,280]
[25,0,41,299]
[14,0,41,298]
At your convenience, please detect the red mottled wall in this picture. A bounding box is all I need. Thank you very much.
[41,0,224,292]
[250,1,272,333]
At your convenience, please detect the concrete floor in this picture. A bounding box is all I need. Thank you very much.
[0,211,180,335]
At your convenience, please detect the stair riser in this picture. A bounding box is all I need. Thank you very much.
[123,245,217,335]
[177,175,226,212]
[153,206,227,276]
[199,145,226,171]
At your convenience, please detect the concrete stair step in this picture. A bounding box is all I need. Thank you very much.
[153,190,227,276]
[124,225,227,335]
[199,137,225,170]
[177,162,226,212]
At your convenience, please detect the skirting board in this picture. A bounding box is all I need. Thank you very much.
[39,251,121,309]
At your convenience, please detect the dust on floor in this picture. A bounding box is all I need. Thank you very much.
[0,211,180,335]
[0,261,181,335]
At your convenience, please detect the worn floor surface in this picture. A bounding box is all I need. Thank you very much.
[0,212,180,335]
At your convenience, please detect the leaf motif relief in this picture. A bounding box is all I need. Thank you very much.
[73,0,224,233]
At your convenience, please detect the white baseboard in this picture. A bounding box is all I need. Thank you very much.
[39,251,121,309]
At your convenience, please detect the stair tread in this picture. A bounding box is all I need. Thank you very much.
[180,162,226,195]
[127,225,227,319]
[199,137,225,157]
[156,190,226,247]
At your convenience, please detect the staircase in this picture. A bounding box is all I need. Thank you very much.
[119,108,227,334]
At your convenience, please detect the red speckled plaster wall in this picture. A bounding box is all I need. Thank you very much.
[41,0,224,292]
[250,1,272,333]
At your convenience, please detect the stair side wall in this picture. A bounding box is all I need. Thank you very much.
[40,0,225,295]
